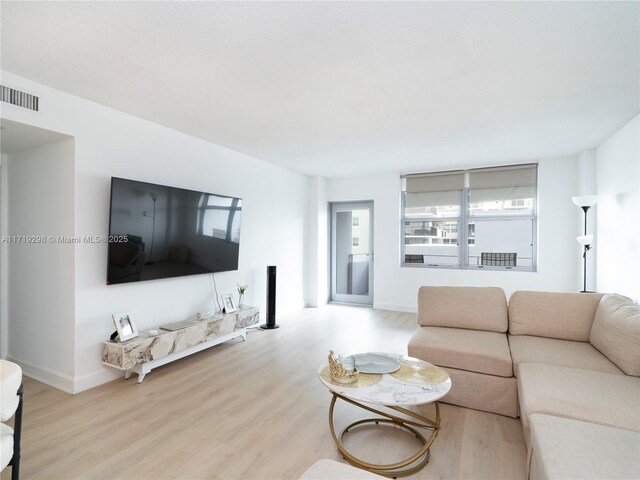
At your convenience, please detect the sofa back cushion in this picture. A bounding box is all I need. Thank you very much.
[508,291,603,341]
[417,286,508,332]
[590,294,640,377]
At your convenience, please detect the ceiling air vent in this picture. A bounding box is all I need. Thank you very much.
[1,85,39,111]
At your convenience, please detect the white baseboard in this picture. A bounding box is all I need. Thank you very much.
[73,368,121,394]
[373,303,418,313]
[7,356,75,394]
[7,356,122,394]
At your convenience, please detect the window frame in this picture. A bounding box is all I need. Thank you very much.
[197,195,242,244]
[400,166,538,272]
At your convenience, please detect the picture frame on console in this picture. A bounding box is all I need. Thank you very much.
[221,294,236,313]
[112,311,139,342]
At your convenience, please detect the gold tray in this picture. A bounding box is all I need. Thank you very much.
[390,363,450,385]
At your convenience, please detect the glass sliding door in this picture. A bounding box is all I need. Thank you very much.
[330,202,374,305]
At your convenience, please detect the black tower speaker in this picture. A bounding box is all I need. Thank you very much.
[260,265,279,329]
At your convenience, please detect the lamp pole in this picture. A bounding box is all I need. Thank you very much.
[581,238,590,294]
[572,195,597,294]
[145,193,158,265]
[582,206,588,236]
[582,206,588,293]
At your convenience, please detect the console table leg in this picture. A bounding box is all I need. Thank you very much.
[124,369,132,380]
[137,364,151,383]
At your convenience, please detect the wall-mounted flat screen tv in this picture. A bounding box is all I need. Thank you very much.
[107,177,242,285]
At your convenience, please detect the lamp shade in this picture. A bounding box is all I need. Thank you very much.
[572,195,597,208]
[577,234,593,246]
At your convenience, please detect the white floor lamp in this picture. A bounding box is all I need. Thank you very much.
[572,195,597,293]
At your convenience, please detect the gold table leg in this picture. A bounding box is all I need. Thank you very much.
[328,393,441,478]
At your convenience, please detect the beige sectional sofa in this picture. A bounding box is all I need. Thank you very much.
[409,286,640,479]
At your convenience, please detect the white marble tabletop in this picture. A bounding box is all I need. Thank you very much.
[318,353,451,407]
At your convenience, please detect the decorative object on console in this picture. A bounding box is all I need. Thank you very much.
[328,350,359,384]
[111,311,138,342]
[237,283,248,308]
[222,294,236,313]
[572,195,597,293]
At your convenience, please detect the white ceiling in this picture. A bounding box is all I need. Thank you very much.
[1,2,638,177]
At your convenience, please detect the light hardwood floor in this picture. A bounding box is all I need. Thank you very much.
[2,305,527,480]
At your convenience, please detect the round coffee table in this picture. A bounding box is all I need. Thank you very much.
[318,353,451,478]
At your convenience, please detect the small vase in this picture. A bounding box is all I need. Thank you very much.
[238,294,244,309]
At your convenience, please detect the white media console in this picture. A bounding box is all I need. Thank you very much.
[102,307,259,383]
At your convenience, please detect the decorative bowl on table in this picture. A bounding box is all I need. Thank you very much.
[352,352,401,374]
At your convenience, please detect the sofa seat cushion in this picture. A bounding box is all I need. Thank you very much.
[518,363,640,440]
[508,291,603,341]
[417,286,508,333]
[298,459,383,479]
[409,326,513,377]
[529,414,640,480]
[590,294,640,377]
[509,335,622,377]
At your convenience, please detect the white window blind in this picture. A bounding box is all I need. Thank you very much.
[404,190,461,209]
[403,172,465,192]
[468,165,536,188]
[468,165,536,203]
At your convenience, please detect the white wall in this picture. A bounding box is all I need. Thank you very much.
[0,154,8,359]
[306,176,328,306]
[5,139,76,390]
[1,71,308,392]
[326,158,580,311]
[596,115,640,301]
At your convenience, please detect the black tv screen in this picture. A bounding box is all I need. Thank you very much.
[107,177,242,285]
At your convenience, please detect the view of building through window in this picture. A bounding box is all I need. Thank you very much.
[351,210,369,256]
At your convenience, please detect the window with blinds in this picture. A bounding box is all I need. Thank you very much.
[401,164,537,270]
